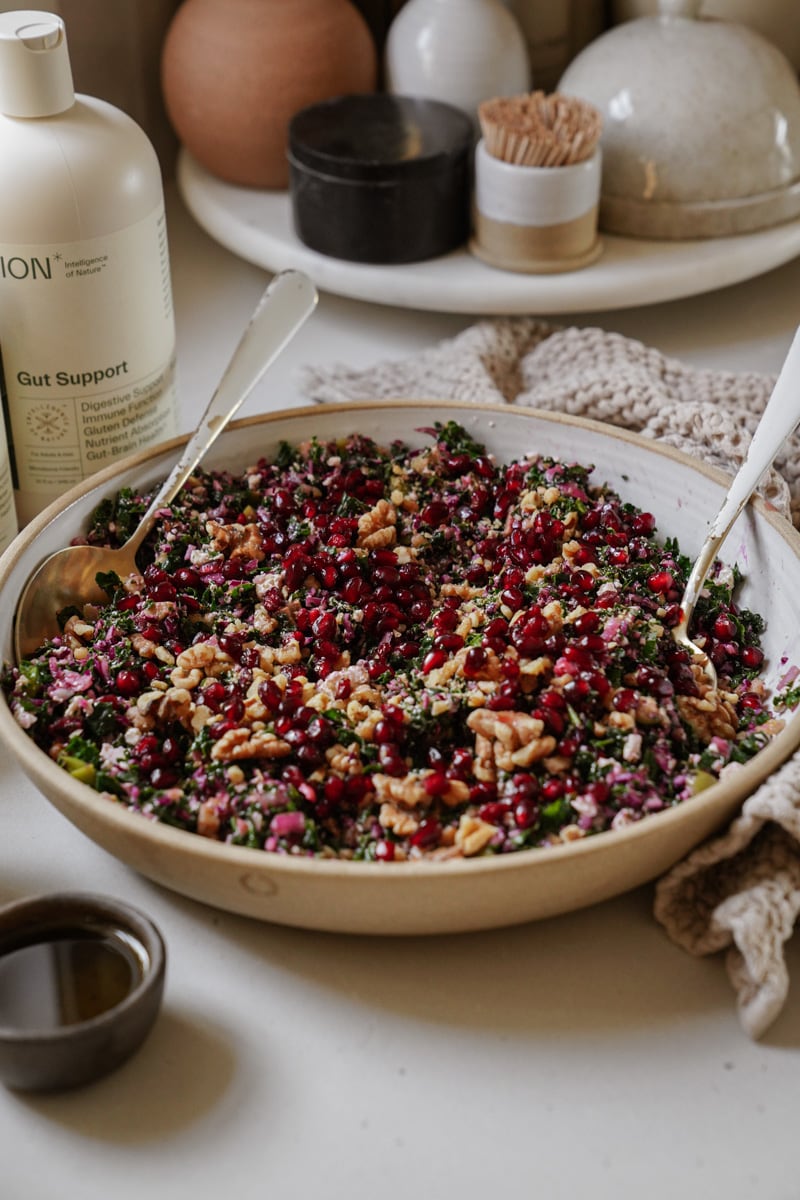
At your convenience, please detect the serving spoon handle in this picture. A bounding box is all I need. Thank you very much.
[673,326,800,681]
[123,269,318,560]
[13,270,318,662]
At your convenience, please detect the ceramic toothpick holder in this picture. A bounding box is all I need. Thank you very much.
[470,139,602,273]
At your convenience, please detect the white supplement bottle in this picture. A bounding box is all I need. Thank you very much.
[0,9,179,525]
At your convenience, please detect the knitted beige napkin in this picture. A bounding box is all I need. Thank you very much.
[302,317,800,1039]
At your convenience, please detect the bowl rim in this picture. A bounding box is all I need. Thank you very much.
[0,890,166,1046]
[2,399,799,885]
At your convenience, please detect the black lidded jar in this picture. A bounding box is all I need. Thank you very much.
[288,93,473,264]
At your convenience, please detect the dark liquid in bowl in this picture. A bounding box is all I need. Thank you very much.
[0,931,143,1030]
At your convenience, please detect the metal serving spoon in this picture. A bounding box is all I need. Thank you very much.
[673,325,800,688]
[13,269,318,662]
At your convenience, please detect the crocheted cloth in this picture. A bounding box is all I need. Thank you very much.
[302,318,800,1039]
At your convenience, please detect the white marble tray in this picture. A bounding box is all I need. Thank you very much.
[178,149,800,316]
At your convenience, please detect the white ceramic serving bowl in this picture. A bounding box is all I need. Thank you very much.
[1,401,800,936]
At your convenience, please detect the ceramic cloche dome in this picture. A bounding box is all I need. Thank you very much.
[558,0,800,238]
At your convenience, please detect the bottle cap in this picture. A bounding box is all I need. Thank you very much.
[0,10,74,118]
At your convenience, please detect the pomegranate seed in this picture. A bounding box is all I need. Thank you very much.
[160,736,182,763]
[410,817,442,849]
[541,778,564,801]
[209,718,237,740]
[282,764,305,789]
[564,645,594,670]
[373,720,398,745]
[117,594,139,611]
[324,776,346,804]
[493,490,516,520]
[262,587,283,613]
[466,564,488,585]
[584,781,610,805]
[710,644,730,668]
[219,632,246,661]
[647,570,674,593]
[433,608,458,633]
[222,696,244,722]
[606,547,629,566]
[631,512,656,535]
[463,646,487,678]
[534,706,564,735]
[587,671,611,696]
[637,666,674,696]
[311,611,336,639]
[373,566,400,589]
[410,599,432,622]
[662,604,681,627]
[374,839,395,862]
[572,611,600,635]
[500,585,524,611]
[423,771,449,797]
[342,578,366,605]
[478,801,508,824]
[577,633,605,655]
[203,681,227,711]
[420,500,448,527]
[150,766,179,789]
[741,645,764,669]
[379,745,406,776]
[134,734,159,758]
[513,799,538,829]
[142,660,159,681]
[739,692,762,710]
[484,617,509,640]
[315,638,340,663]
[148,579,178,602]
[476,537,500,560]
[422,648,447,673]
[434,632,464,653]
[448,748,473,778]
[713,613,737,639]
[511,772,538,799]
[115,669,141,697]
[571,570,595,593]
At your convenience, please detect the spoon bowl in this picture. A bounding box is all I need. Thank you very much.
[13,270,318,662]
[673,325,800,686]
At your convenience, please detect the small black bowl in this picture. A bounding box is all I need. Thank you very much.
[288,93,473,264]
[0,892,166,1092]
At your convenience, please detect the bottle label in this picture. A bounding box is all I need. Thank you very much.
[0,362,16,554]
[0,204,178,525]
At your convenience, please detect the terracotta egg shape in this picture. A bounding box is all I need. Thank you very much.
[161,0,378,189]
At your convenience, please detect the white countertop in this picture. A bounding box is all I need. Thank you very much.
[3,185,800,1200]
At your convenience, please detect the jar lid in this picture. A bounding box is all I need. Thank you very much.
[559,0,800,237]
[288,93,473,183]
